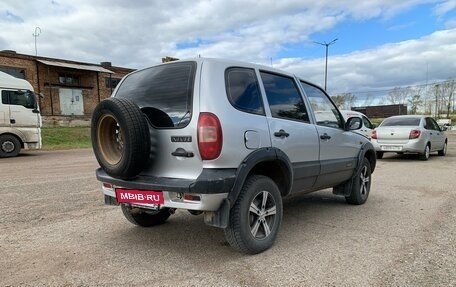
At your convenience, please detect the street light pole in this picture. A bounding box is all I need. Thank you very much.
[314,38,338,91]
[33,27,41,56]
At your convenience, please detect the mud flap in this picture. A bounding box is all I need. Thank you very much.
[204,198,230,228]
[332,180,353,197]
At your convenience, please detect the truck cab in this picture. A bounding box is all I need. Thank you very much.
[0,71,42,157]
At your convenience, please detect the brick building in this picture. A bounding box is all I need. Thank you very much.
[352,104,407,118]
[0,50,134,118]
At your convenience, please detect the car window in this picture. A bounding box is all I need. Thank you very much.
[115,61,196,128]
[1,90,36,109]
[225,67,264,115]
[260,71,309,122]
[362,116,374,129]
[381,117,420,126]
[300,81,343,129]
[426,117,440,130]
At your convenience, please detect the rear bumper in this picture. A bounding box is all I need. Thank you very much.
[372,140,425,153]
[96,168,236,211]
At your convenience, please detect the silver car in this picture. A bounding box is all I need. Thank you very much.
[372,115,448,160]
[91,58,376,254]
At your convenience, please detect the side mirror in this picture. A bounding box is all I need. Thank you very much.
[345,117,362,131]
[441,126,448,131]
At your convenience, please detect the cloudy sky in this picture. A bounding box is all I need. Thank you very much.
[1,0,456,102]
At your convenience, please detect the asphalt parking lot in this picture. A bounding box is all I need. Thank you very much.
[1,132,455,287]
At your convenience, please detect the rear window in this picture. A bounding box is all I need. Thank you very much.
[115,61,196,128]
[225,67,264,115]
[381,117,421,126]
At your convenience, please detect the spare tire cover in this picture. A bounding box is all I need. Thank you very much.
[91,97,152,179]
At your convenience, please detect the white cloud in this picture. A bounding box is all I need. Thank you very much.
[277,29,456,96]
[0,0,454,96]
[433,0,456,16]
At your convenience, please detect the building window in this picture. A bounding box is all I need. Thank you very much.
[59,74,79,85]
[0,66,26,79]
[105,77,121,89]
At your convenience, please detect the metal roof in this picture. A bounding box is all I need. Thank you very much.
[37,59,114,73]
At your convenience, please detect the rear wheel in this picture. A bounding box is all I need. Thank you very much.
[0,134,21,158]
[376,151,384,159]
[345,158,371,205]
[121,204,171,227]
[438,141,447,156]
[419,144,430,161]
[224,175,283,254]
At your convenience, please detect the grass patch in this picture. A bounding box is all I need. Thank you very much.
[42,127,91,150]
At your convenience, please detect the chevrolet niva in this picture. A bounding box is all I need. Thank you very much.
[91,58,376,254]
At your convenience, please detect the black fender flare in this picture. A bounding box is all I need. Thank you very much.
[357,141,376,174]
[204,147,293,229]
[227,147,293,207]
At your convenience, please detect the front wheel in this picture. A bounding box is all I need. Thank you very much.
[121,204,171,227]
[345,158,372,205]
[0,134,21,158]
[438,141,447,156]
[224,175,283,254]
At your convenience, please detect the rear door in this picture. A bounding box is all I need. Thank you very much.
[114,61,202,179]
[300,81,360,188]
[259,71,320,191]
[425,117,446,151]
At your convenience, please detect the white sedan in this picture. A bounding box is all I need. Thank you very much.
[340,110,375,139]
[372,115,447,160]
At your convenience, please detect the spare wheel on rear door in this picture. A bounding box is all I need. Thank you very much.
[91,97,152,179]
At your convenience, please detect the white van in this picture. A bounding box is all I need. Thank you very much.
[340,110,375,139]
[0,71,42,157]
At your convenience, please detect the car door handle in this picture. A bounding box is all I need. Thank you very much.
[320,133,331,140]
[274,129,290,138]
[171,148,194,158]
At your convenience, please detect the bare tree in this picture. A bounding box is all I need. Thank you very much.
[440,79,455,118]
[362,93,375,106]
[407,94,423,115]
[431,83,441,117]
[344,93,357,110]
[331,94,345,109]
[331,93,357,110]
[387,86,412,105]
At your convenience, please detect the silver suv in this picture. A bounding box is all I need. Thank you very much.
[91,58,376,254]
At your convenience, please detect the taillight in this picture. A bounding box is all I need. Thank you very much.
[409,129,421,139]
[197,113,222,160]
[371,130,377,140]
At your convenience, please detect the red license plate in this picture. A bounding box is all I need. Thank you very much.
[115,188,164,205]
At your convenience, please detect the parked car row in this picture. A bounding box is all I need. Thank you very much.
[342,111,448,161]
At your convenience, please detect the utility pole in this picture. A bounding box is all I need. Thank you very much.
[314,38,338,91]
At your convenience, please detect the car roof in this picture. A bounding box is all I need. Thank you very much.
[141,57,327,91]
[385,115,427,119]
